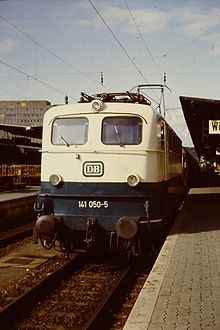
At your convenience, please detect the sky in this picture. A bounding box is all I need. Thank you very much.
[1,0,220,146]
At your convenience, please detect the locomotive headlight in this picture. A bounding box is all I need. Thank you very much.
[91,99,104,111]
[127,174,139,187]
[49,174,63,187]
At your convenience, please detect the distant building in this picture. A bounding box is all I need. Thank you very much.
[0,100,51,141]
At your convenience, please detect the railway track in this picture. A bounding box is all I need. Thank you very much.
[0,211,173,329]
[0,222,33,247]
[0,252,149,329]
[0,253,86,329]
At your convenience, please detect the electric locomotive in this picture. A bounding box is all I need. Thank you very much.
[34,85,184,257]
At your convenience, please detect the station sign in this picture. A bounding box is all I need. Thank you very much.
[209,120,220,134]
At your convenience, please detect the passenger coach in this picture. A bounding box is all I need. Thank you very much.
[34,87,184,257]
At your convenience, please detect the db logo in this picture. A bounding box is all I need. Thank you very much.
[83,161,104,177]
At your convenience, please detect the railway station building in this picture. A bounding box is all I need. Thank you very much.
[0,100,51,142]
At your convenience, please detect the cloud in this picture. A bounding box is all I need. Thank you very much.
[89,6,170,34]
[170,6,220,59]
[49,1,220,44]
[0,38,17,52]
[124,8,170,34]
[87,4,220,40]
[199,31,220,56]
[176,7,220,38]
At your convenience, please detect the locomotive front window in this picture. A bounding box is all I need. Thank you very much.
[102,117,142,145]
[51,117,88,145]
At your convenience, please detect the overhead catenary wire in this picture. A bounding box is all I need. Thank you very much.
[0,86,26,99]
[0,59,75,100]
[123,0,163,82]
[88,0,148,84]
[0,15,104,87]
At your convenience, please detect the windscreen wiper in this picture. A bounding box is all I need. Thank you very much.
[57,131,69,147]
[114,126,124,147]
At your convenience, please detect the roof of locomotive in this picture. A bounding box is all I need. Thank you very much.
[78,91,151,105]
[43,86,171,128]
[43,91,157,120]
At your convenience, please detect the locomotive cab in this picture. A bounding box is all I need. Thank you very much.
[34,89,183,257]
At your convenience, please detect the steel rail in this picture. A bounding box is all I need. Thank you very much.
[0,223,33,247]
[0,253,87,329]
[85,266,131,329]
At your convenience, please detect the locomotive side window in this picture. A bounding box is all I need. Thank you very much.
[160,122,165,149]
[51,117,88,145]
[167,126,182,155]
[102,117,142,145]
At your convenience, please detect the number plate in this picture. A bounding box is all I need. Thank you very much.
[78,200,109,209]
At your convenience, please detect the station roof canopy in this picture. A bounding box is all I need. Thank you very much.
[180,96,220,161]
[0,123,42,139]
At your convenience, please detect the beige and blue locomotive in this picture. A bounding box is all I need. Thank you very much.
[34,87,184,257]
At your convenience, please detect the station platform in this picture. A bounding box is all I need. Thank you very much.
[123,187,220,329]
[0,186,40,202]
[0,186,40,228]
